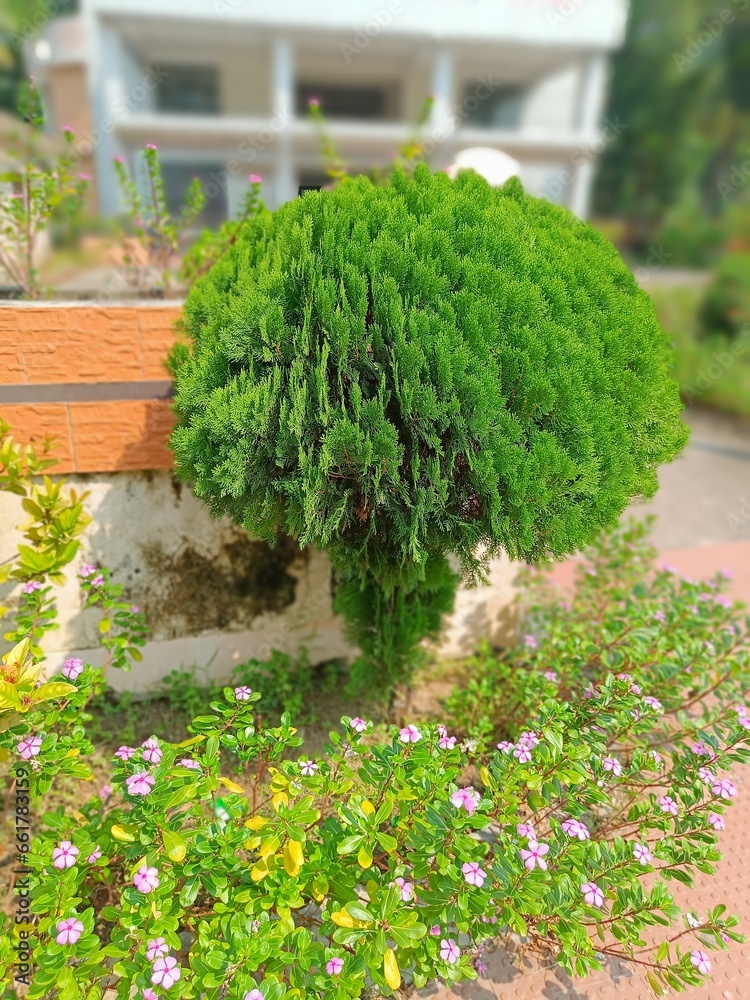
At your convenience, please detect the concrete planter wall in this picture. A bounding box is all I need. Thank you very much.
[0,301,518,692]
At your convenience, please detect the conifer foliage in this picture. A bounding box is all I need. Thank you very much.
[169,166,688,687]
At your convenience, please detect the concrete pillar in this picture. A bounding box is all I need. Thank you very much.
[84,15,128,216]
[570,54,607,219]
[428,47,456,169]
[272,36,296,207]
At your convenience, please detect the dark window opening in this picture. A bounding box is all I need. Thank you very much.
[296,83,395,120]
[156,65,219,115]
[462,83,524,130]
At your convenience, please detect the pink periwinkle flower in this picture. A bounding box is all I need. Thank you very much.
[151,955,181,988]
[561,818,589,841]
[79,564,97,577]
[439,731,457,749]
[394,876,414,901]
[584,684,597,700]
[632,842,653,866]
[650,750,663,767]
[134,864,160,893]
[451,787,480,815]
[712,777,737,800]
[325,956,344,975]
[430,924,441,935]
[520,840,549,871]
[462,861,487,887]
[654,610,665,622]
[52,841,79,870]
[544,670,558,681]
[690,950,712,975]
[519,731,540,747]
[55,916,84,945]
[87,846,102,863]
[126,772,155,797]
[740,716,750,731]
[643,696,663,712]
[308,96,320,108]
[143,990,159,1000]
[89,573,105,586]
[698,766,714,784]
[602,756,622,777]
[517,821,535,838]
[440,938,461,964]
[23,581,43,594]
[658,795,679,815]
[350,717,368,733]
[497,741,515,754]
[141,737,162,764]
[249,173,262,184]
[98,784,112,800]
[146,937,169,961]
[580,881,604,907]
[630,683,642,695]
[234,686,252,701]
[114,745,137,761]
[17,736,42,759]
[523,634,537,650]
[399,724,422,743]
[715,595,731,609]
[513,744,533,763]
[244,992,264,1000]
[61,658,84,680]
[145,143,158,151]
[178,758,200,770]
[691,740,712,757]
[708,811,725,831]
[299,759,318,776]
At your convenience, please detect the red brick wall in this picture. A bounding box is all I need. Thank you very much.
[0,303,182,473]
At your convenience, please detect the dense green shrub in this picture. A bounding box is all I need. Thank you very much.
[699,253,750,340]
[169,166,688,686]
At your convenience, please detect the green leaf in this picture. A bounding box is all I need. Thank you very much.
[162,828,187,862]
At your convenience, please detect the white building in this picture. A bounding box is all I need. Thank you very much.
[30,0,628,221]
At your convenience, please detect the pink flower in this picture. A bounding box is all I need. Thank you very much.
[249,173,262,184]
[584,684,597,700]
[517,821,535,838]
[145,143,158,151]
[462,861,487,887]
[52,841,79,870]
[55,917,84,945]
[519,731,540,747]
[87,846,102,863]
[134,864,160,893]
[126,772,155,797]
[142,737,162,764]
[77,171,92,181]
[308,97,320,108]
[245,992,264,1000]
[632,842,653,866]
[708,811,725,831]
[23,581,43,594]
[690,950,712,975]
[692,740,712,757]
[350,717,368,732]
[143,990,158,1000]
[178,758,201,770]
[151,955,181,988]
[497,741,515,753]
[630,683,642,695]
[658,795,678,815]
[326,956,344,975]
[523,634,537,650]
[451,787,480,815]
[654,610,665,622]
[650,750,663,767]
[561,818,589,840]
[544,670,558,681]
[90,574,105,586]
[580,881,604,907]
[698,767,714,784]
[79,564,97,577]
[740,716,750,731]
[430,924,441,935]
[146,937,169,961]
[712,777,737,799]
[602,756,622,777]
[520,840,549,871]
[513,744,532,763]
[234,686,252,701]
[61,658,84,680]
[98,784,112,800]
[440,938,461,964]
[643,696,663,712]
[394,876,414,901]
[299,759,318,776]
[17,736,42,759]
[114,746,137,761]
[439,732,457,749]
[399,724,422,743]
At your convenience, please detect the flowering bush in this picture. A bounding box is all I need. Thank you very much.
[2,515,748,997]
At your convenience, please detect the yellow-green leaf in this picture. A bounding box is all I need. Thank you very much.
[111,823,137,843]
[218,776,245,795]
[161,828,187,863]
[384,948,401,990]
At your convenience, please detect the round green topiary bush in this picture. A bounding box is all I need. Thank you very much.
[169,166,688,687]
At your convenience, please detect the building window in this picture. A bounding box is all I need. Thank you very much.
[160,162,227,228]
[156,66,219,115]
[296,83,395,120]
[462,83,524,130]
